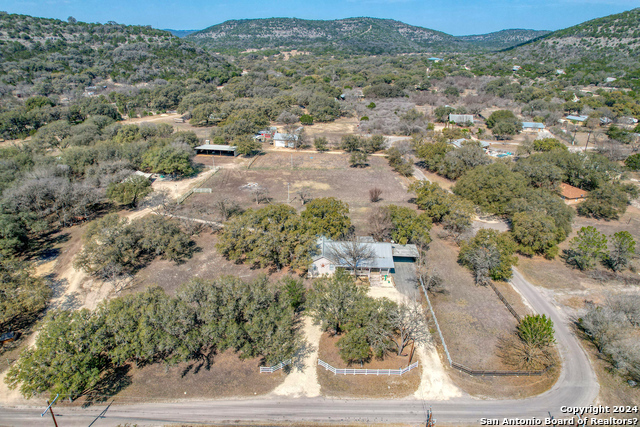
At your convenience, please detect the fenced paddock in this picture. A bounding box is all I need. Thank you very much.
[318,359,419,375]
[260,359,291,373]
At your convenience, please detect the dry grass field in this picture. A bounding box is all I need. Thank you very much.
[180,151,414,234]
[110,350,286,402]
[316,333,421,398]
[424,227,560,398]
[427,230,525,370]
[130,231,304,296]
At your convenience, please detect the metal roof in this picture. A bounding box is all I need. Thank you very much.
[566,115,588,122]
[451,139,490,149]
[522,122,545,129]
[315,237,395,270]
[449,114,474,123]
[194,144,237,151]
[273,133,299,141]
[391,244,419,258]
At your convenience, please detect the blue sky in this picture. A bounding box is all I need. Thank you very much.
[0,0,636,35]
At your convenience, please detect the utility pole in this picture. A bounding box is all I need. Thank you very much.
[287,182,290,204]
[41,394,59,427]
[426,407,435,427]
[290,154,293,170]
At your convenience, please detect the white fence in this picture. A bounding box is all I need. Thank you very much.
[318,359,418,375]
[259,359,291,373]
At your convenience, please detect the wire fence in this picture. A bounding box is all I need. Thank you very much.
[452,362,553,377]
[419,277,553,377]
[419,277,452,366]
[259,359,291,373]
[487,281,521,321]
[318,359,419,376]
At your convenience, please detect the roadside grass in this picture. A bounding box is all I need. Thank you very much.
[316,332,421,398]
[108,349,286,402]
[426,226,560,398]
[575,326,640,412]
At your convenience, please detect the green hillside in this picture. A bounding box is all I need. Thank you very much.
[187,18,552,54]
[458,29,550,50]
[0,13,239,92]
[502,8,640,87]
[507,9,640,61]
[187,17,470,54]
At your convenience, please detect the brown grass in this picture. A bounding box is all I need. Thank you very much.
[445,363,560,400]
[577,328,640,412]
[180,151,413,235]
[317,333,420,398]
[426,227,560,397]
[427,229,520,370]
[130,232,305,296]
[115,350,285,401]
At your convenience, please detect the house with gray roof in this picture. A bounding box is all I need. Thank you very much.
[309,237,418,279]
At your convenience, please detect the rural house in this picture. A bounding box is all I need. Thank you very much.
[308,237,418,279]
[522,122,545,131]
[273,132,299,148]
[449,114,474,125]
[560,183,588,204]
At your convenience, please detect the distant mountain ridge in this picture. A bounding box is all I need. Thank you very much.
[164,29,198,38]
[507,8,640,62]
[458,29,551,50]
[186,17,548,54]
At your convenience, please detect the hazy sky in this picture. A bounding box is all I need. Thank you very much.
[0,0,636,35]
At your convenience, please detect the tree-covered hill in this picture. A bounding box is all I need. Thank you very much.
[458,29,550,50]
[506,8,640,63]
[500,8,640,87]
[0,13,239,96]
[187,18,551,55]
[187,17,470,54]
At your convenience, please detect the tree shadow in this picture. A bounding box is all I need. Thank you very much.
[46,275,82,311]
[82,365,132,407]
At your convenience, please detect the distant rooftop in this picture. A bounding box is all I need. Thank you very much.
[560,183,588,199]
[194,144,237,151]
[522,122,545,129]
[451,139,490,149]
[566,115,588,122]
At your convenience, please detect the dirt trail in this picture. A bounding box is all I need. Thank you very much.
[272,317,322,398]
[367,286,463,401]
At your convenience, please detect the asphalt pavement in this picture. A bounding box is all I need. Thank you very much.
[0,269,599,426]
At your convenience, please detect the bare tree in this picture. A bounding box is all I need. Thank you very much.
[389,302,429,356]
[368,206,392,241]
[141,189,175,214]
[101,262,134,294]
[414,251,444,293]
[214,197,240,221]
[326,237,375,272]
[296,187,313,205]
[462,245,501,286]
[369,187,382,202]
[251,186,270,205]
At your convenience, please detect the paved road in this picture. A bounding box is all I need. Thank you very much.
[0,269,598,426]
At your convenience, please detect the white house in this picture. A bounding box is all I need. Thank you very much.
[273,132,299,148]
[522,122,545,131]
[449,114,474,125]
[308,237,418,279]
